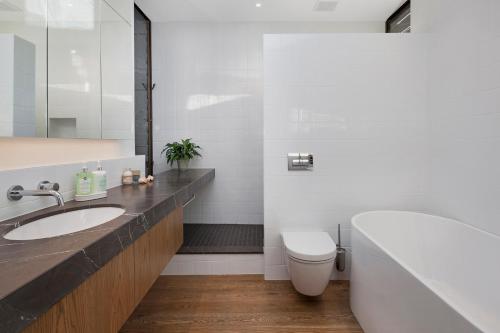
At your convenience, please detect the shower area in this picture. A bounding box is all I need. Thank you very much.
[150,23,265,256]
[178,224,263,254]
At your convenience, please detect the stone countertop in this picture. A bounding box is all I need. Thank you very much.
[0,168,215,333]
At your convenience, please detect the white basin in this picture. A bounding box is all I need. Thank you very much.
[4,207,126,241]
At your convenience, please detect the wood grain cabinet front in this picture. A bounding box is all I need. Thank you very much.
[24,207,183,333]
[133,207,183,305]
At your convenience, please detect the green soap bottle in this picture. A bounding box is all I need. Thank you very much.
[76,166,94,195]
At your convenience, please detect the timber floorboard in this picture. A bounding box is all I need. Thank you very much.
[120,275,363,333]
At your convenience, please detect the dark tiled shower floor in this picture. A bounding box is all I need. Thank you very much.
[178,224,263,254]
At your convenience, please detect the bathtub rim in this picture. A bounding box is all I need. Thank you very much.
[351,210,499,333]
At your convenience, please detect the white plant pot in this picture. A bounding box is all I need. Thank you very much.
[177,159,190,170]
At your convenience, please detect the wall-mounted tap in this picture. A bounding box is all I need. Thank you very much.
[7,181,65,207]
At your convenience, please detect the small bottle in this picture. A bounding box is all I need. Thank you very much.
[122,168,133,185]
[76,166,94,195]
[132,170,141,184]
[92,161,107,193]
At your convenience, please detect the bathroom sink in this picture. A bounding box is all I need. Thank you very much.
[4,207,126,241]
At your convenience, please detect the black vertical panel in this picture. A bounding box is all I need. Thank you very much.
[386,1,411,33]
[134,5,153,175]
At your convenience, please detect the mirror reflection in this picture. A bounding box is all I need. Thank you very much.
[0,0,47,137]
[0,0,134,140]
[47,0,101,139]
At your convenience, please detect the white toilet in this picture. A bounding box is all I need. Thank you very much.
[282,231,337,296]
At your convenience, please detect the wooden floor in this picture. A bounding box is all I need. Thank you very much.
[120,275,363,333]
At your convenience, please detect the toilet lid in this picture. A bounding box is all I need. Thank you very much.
[282,232,337,262]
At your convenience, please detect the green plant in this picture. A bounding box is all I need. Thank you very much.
[161,138,202,166]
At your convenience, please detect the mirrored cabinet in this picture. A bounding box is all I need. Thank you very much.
[0,0,47,138]
[0,0,134,140]
[101,0,134,140]
[47,0,102,139]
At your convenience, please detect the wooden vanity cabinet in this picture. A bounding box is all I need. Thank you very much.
[133,207,183,304]
[24,207,183,333]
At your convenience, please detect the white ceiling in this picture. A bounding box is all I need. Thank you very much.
[135,0,405,23]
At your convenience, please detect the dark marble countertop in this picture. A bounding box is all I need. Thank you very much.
[0,168,215,333]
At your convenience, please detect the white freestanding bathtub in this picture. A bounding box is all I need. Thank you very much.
[350,211,499,333]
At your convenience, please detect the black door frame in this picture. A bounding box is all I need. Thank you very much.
[134,4,154,176]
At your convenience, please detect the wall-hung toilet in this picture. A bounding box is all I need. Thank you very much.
[282,232,336,296]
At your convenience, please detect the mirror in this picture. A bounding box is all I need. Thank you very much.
[47,0,101,138]
[0,0,47,137]
[100,0,134,140]
[0,0,134,140]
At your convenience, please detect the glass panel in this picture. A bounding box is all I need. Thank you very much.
[0,0,47,137]
[47,0,101,139]
[101,0,134,140]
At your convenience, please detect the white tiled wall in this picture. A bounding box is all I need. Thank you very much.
[263,34,429,280]
[162,254,264,275]
[151,22,384,226]
[413,0,500,237]
[0,156,144,222]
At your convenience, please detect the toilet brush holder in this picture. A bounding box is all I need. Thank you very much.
[336,247,346,272]
[336,224,346,272]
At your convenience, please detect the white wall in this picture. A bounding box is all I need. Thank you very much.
[152,22,384,226]
[263,34,428,279]
[0,138,134,171]
[162,254,264,275]
[413,0,500,237]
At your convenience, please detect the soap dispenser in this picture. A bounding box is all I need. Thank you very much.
[75,163,107,202]
[92,160,107,194]
[75,166,93,196]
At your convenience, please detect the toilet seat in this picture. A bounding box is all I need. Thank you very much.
[282,232,336,262]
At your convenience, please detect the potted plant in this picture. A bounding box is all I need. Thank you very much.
[161,138,202,170]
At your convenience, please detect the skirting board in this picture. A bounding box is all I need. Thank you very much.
[161,254,264,275]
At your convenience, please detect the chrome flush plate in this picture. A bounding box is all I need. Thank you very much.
[288,153,314,171]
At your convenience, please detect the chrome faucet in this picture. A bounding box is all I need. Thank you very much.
[7,181,65,207]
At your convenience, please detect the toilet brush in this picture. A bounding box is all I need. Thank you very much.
[336,224,346,272]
